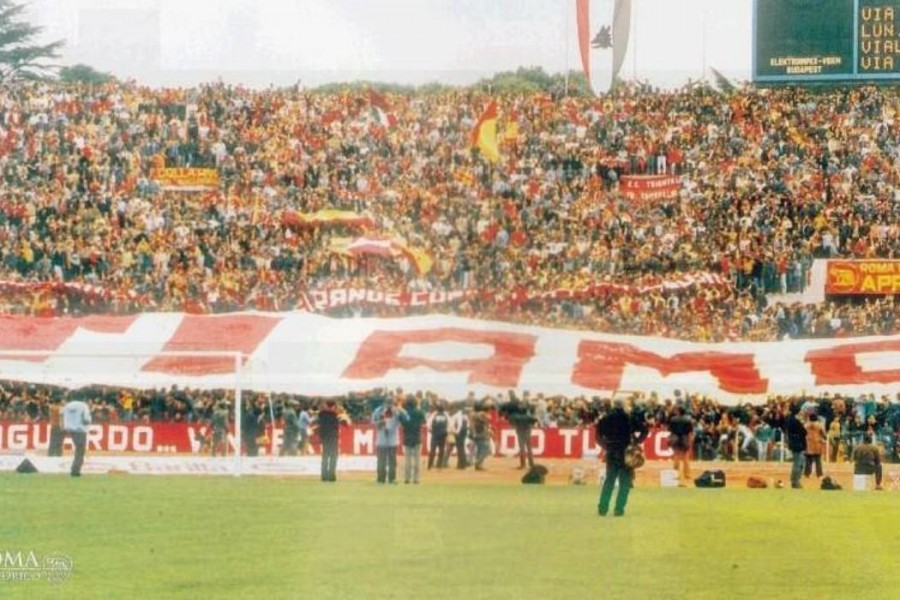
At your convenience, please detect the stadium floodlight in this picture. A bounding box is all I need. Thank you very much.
[0,350,247,476]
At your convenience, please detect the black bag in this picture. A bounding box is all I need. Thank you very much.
[821,476,842,490]
[521,464,548,484]
[16,458,38,474]
[694,469,726,488]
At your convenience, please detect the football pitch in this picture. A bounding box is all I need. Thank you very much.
[1,473,898,600]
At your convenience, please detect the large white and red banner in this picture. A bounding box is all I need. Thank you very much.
[619,175,682,201]
[0,421,681,460]
[1,312,900,401]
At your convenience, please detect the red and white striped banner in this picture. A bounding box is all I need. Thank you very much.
[1,312,899,402]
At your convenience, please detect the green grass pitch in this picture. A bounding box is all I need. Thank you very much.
[1,473,898,599]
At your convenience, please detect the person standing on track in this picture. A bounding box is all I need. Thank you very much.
[62,396,92,477]
[785,404,808,489]
[501,390,537,470]
[372,397,408,484]
[667,404,694,487]
[427,402,449,470]
[401,395,427,484]
[315,399,346,482]
[596,397,647,517]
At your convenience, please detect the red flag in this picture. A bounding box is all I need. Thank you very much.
[368,89,397,128]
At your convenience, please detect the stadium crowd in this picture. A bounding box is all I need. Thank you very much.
[2,378,899,464]
[2,81,900,341]
[4,81,900,463]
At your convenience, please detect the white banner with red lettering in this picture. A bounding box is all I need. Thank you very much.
[1,312,899,402]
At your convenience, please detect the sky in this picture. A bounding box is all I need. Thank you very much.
[25,0,754,89]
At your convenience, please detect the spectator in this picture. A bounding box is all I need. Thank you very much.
[400,394,427,484]
[667,405,694,487]
[852,433,884,491]
[427,402,449,470]
[804,412,827,479]
[281,400,299,456]
[785,405,808,489]
[470,403,492,471]
[372,397,408,484]
[62,396,92,477]
[314,399,347,482]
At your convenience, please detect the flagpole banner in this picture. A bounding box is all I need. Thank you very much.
[3,312,900,403]
[577,0,632,95]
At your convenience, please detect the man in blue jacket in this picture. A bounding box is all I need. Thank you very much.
[372,397,409,484]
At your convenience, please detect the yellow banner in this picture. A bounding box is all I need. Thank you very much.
[151,168,219,190]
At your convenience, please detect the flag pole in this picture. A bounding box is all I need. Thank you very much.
[701,0,708,83]
[632,0,638,81]
[565,0,572,96]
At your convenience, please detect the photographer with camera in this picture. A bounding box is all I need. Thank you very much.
[372,397,409,484]
[314,399,349,482]
[595,396,648,517]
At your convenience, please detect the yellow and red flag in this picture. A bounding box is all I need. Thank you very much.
[470,100,500,163]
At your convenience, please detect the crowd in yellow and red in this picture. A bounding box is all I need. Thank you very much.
[3,81,900,341]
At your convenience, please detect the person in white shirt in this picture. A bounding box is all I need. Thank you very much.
[62,398,92,477]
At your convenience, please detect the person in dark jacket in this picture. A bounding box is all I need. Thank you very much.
[401,395,427,484]
[852,433,884,490]
[427,403,449,470]
[785,404,808,489]
[501,391,537,470]
[667,405,694,487]
[596,398,648,517]
[315,399,346,482]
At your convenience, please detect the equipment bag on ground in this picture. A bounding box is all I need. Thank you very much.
[694,470,726,488]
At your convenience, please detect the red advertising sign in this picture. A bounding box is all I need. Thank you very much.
[826,260,900,295]
[0,422,680,460]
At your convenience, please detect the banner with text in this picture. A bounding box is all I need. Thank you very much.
[2,312,900,402]
[619,175,682,201]
[0,421,681,460]
[826,259,900,295]
[150,168,219,191]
